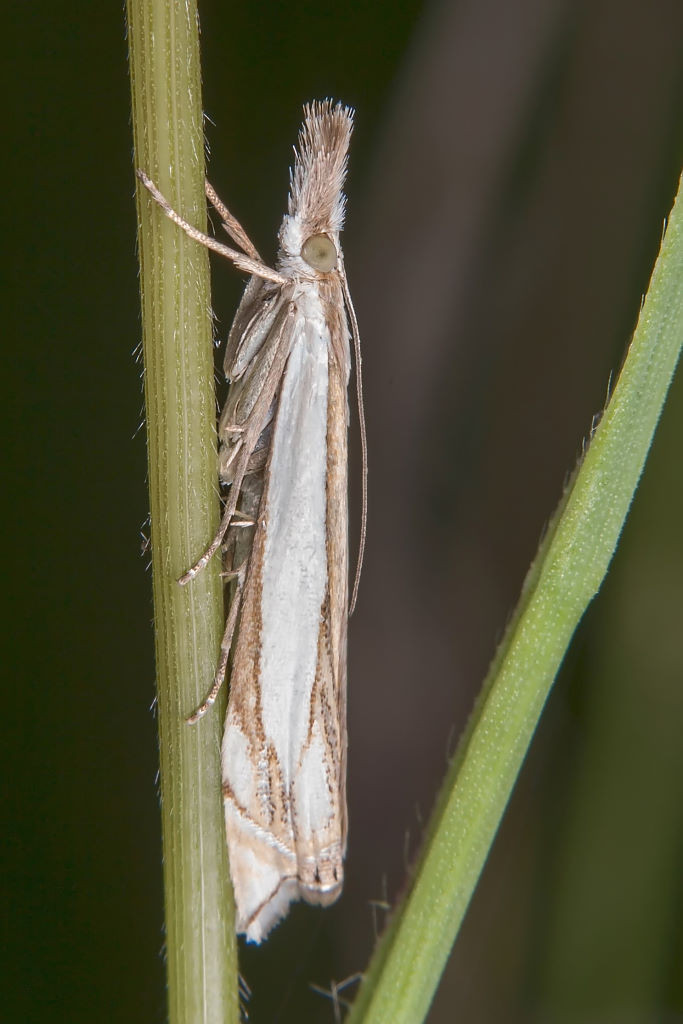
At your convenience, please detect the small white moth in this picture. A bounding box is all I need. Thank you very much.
[138,101,365,943]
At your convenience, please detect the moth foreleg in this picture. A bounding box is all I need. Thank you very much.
[205,180,261,262]
[136,170,286,285]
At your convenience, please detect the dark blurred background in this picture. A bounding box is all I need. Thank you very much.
[4,0,683,1021]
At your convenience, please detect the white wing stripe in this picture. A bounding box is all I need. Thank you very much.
[259,294,330,781]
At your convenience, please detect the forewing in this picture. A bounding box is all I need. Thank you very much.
[218,286,290,486]
[222,292,349,942]
[224,276,285,381]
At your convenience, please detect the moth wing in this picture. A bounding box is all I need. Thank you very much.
[224,276,285,381]
[222,299,349,942]
[218,289,291,485]
[290,336,349,904]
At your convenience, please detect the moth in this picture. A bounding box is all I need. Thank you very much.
[138,100,366,942]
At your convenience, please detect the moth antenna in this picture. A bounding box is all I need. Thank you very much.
[341,266,367,614]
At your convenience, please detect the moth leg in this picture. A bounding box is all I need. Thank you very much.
[230,514,256,528]
[177,433,262,584]
[179,306,294,585]
[220,438,244,475]
[136,170,286,285]
[179,497,234,584]
[205,180,261,262]
[186,574,244,724]
[178,426,264,583]
[220,566,243,579]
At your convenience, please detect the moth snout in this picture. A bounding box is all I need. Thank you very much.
[301,232,337,273]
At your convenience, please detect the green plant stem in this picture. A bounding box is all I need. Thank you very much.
[127,1,238,1020]
[349,176,683,1024]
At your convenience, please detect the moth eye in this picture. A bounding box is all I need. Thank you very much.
[301,233,337,272]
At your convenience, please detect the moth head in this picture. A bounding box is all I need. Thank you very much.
[277,215,341,277]
[301,233,337,273]
[276,101,353,277]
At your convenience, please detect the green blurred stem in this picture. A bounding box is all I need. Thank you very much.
[127,1,238,1021]
[349,178,683,1024]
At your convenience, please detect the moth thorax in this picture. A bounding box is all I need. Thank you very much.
[301,233,337,272]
